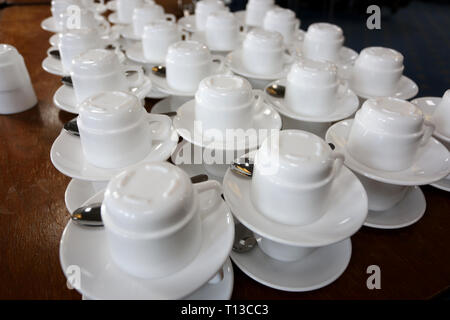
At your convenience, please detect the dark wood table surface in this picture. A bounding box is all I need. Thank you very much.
[1,3,450,300]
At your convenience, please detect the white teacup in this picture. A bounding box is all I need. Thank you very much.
[263,7,300,45]
[195,0,228,31]
[77,91,172,168]
[432,89,450,137]
[51,0,82,26]
[242,28,284,76]
[351,47,404,97]
[58,28,102,73]
[132,4,175,38]
[257,235,315,262]
[285,58,339,116]
[347,97,435,172]
[117,0,144,24]
[71,49,144,103]
[302,22,344,62]
[142,20,185,63]
[251,130,344,225]
[166,41,225,93]
[195,74,261,136]
[0,44,37,114]
[102,161,222,278]
[205,11,245,52]
[245,0,275,27]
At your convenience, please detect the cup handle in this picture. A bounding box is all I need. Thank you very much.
[123,65,144,89]
[294,18,301,30]
[180,30,190,41]
[420,120,435,147]
[284,47,296,64]
[208,268,224,284]
[194,180,223,219]
[331,151,345,179]
[165,14,176,23]
[252,89,265,116]
[146,113,172,141]
[211,55,225,74]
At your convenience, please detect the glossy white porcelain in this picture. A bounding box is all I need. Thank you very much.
[132,3,175,38]
[245,0,275,27]
[142,20,183,64]
[195,0,228,31]
[432,90,450,138]
[117,0,144,24]
[263,7,299,45]
[205,11,245,52]
[302,23,344,62]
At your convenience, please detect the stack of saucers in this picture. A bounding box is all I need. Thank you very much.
[326,97,450,229]
[223,130,368,291]
[412,90,450,191]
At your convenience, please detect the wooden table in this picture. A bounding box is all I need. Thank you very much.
[0,4,449,300]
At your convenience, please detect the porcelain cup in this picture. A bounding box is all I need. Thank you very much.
[432,90,450,138]
[251,130,344,225]
[142,20,185,63]
[71,49,144,103]
[166,41,225,93]
[245,0,275,27]
[117,0,144,24]
[58,28,102,73]
[132,4,175,38]
[102,161,223,278]
[302,22,344,62]
[242,28,284,76]
[58,7,110,33]
[205,11,246,52]
[77,91,172,169]
[195,74,261,137]
[351,47,405,97]
[195,0,228,31]
[0,44,37,114]
[263,7,300,45]
[347,97,435,171]
[285,58,339,116]
[51,0,82,26]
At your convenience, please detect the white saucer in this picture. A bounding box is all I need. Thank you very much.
[60,188,234,299]
[53,76,152,114]
[171,141,225,182]
[326,120,450,186]
[149,63,231,97]
[42,54,66,77]
[351,75,419,100]
[264,79,359,122]
[411,96,450,192]
[226,49,292,80]
[120,25,141,41]
[173,99,282,150]
[223,165,368,247]
[294,43,358,70]
[42,47,126,77]
[50,123,178,181]
[150,96,191,114]
[364,186,426,229]
[65,179,108,213]
[49,29,121,47]
[125,42,163,65]
[41,17,61,33]
[230,239,351,292]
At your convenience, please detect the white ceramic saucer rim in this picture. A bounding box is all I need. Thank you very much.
[59,190,234,300]
[120,25,142,40]
[363,186,426,229]
[125,42,164,65]
[50,125,178,181]
[223,166,368,247]
[41,17,61,33]
[150,64,231,97]
[325,120,450,186]
[430,179,450,192]
[351,75,419,100]
[53,76,152,113]
[230,239,352,292]
[265,79,359,122]
[42,55,68,77]
[226,49,291,80]
[173,99,282,151]
[65,179,108,213]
